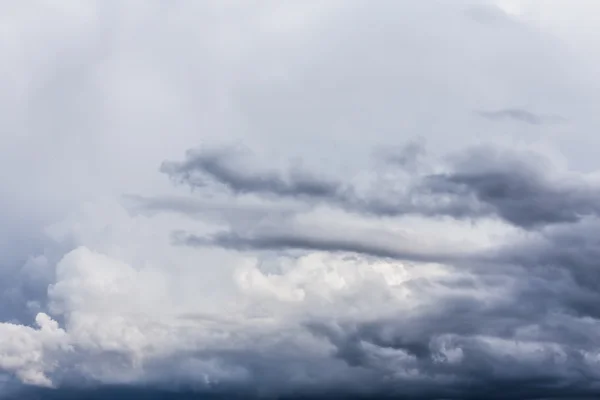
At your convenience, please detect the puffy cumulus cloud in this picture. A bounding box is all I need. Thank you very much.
[3,0,600,399]
[0,313,68,388]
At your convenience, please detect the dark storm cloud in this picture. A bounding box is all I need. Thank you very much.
[475,108,565,125]
[160,148,345,200]
[159,146,489,221]
[492,219,600,318]
[160,144,600,327]
[257,215,600,391]
[422,146,600,229]
[12,385,600,400]
[161,145,600,230]
[10,149,600,400]
[4,386,251,400]
[5,0,600,397]
[302,273,600,399]
[146,141,600,399]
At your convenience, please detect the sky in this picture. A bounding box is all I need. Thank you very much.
[2,0,600,399]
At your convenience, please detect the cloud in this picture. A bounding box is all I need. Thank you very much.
[475,108,565,125]
[160,145,487,221]
[150,142,600,397]
[172,221,480,265]
[0,313,68,388]
[160,147,346,201]
[124,194,302,231]
[162,144,600,230]
[378,139,428,172]
[4,0,600,399]
[422,146,600,228]
[465,3,515,25]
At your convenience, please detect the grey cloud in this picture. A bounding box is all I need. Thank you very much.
[160,148,345,200]
[297,216,600,374]
[301,274,600,398]
[156,142,600,398]
[423,146,600,228]
[495,219,600,308]
[476,108,565,125]
[162,144,600,229]
[4,386,253,400]
[160,146,489,222]
[0,226,62,325]
[11,385,600,400]
[123,194,301,227]
[5,0,600,398]
[173,229,473,265]
[377,140,428,172]
[464,4,514,25]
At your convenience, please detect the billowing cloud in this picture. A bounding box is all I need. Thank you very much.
[161,143,600,230]
[3,1,600,399]
[159,145,486,221]
[423,146,600,228]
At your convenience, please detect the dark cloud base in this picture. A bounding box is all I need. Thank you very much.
[9,384,600,400]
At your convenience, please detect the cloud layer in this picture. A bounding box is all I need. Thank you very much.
[3,1,600,399]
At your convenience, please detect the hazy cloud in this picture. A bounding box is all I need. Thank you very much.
[174,229,474,265]
[476,108,565,125]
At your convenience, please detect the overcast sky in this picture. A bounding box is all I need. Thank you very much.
[2,1,600,399]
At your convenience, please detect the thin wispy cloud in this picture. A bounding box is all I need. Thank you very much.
[476,108,566,125]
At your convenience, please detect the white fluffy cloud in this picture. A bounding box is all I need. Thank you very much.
[0,313,68,387]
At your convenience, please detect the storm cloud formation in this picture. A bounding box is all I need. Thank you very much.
[161,148,344,200]
[162,144,600,229]
[160,145,600,398]
[4,1,600,399]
